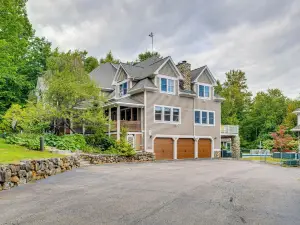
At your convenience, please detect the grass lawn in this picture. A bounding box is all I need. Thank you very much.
[0,139,64,164]
[241,156,283,163]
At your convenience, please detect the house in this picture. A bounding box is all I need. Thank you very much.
[89,56,239,159]
[291,108,300,151]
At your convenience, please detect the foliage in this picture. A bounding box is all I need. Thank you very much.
[282,99,300,129]
[217,70,252,125]
[136,51,161,62]
[84,56,99,73]
[1,102,54,134]
[106,139,136,156]
[0,0,51,116]
[271,126,297,152]
[241,89,287,147]
[100,51,120,64]
[44,134,86,151]
[262,139,274,150]
[5,133,40,150]
[85,133,116,150]
[43,50,107,134]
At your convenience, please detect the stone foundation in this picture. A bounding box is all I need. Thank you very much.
[80,152,155,164]
[0,156,80,191]
[214,151,221,159]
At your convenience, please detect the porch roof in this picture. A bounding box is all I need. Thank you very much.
[105,97,144,108]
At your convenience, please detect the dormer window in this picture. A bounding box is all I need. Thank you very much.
[119,81,128,97]
[198,84,210,98]
[160,77,175,94]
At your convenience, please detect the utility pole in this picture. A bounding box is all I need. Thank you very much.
[149,32,154,53]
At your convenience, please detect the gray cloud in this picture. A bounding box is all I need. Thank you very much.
[27,0,300,98]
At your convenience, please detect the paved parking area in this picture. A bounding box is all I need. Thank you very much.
[1,160,300,225]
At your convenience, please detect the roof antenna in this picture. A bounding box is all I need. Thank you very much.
[149,32,154,53]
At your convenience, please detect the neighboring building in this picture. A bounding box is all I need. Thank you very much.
[89,56,239,159]
[291,108,300,151]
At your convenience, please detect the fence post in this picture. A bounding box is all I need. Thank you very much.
[40,136,44,152]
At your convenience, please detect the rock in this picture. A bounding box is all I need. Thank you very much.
[18,170,27,178]
[2,182,10,190]
[26,171,33,181]
[4,170,11,182]
[19,178,26,184]
[11,176,19,183]
[55,168,61,174]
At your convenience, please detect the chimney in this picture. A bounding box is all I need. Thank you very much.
[177,61,191,91]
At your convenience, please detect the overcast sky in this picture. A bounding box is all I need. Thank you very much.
[27,0,300,98]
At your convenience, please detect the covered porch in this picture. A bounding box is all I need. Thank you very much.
[105,98,144,151]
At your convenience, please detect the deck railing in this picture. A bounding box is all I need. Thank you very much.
[110,120,141,132]
[221,125,239,135]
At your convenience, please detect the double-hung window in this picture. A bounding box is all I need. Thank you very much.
[199,84,210,98]
[155,105,180,123]
[119,82,128,97]
[194,110,215,126]
[160,77,175,94]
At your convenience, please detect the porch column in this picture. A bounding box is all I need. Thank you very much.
[194,138,199,158]
[108,107,111,137]
[117,105,121,140]
[173,137,178,160]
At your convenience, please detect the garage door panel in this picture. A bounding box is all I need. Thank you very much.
[177,138,194,159]
[154,138,173,160]
[198,139,211,158]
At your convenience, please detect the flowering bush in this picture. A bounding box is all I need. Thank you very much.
[271,126,297,152]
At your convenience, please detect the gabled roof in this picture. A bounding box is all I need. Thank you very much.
[90,63,118,89]
[190,65,217,85]
[128,78,158,94]
[191,66,206,81]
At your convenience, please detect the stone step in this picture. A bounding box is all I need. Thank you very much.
[79,160,91,167]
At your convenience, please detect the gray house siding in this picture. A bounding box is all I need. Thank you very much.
[194,100,221,150]
[117,68,128,82]
[145,91,194,150]
[158,61,177,77]
[196,69,212,84]
[130,92,144,103]
[145,90,221,151]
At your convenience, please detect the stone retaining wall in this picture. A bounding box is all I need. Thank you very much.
[80,152,155,164]
[0,156,80,191]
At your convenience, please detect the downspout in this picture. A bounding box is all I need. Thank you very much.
[144,90,147,151]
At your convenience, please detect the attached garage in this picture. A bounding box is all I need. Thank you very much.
[154,138,173,160]
[177,138,194,159]
[198,139,212,158]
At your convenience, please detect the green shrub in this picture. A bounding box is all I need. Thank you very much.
[105,139,136,156]
[45,134,86,151]
[85,133,116,150]
[5,133,40,150]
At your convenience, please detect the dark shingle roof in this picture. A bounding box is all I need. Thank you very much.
[191,66,206,82]
[129,78,157,93]
[90,63,118,88]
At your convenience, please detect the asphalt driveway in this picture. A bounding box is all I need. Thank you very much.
[1,160,300,225]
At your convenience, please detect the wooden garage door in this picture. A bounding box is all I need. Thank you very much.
[177,138,194,159]
[198,139,212,158]
[154,138,173,160]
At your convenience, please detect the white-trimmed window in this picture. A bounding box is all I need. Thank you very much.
[198,84,210,98]
[119,81,128,97]
[194,110,215,126]
[160,77,175,94]
[155,105,180,123]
